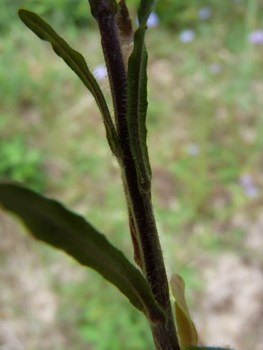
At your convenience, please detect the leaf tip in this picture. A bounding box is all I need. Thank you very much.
[18,8,28,19]
[170,274,198,349]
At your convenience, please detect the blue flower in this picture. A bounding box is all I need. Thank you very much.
[147,12,159,28]
[244,185,259,198]
[93,65,107,81]
[198,7,211,20]
[179,29,195,43]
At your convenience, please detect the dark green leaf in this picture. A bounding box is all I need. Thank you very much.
[137,0,156,26]
[126,13,152,192]
[18,9,122,160]
[0,183,166,324]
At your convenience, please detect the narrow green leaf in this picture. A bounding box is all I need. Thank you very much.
[0,183,166,324]
[137,0,156,25]
[126,6,153,192]
[18,9,122,160]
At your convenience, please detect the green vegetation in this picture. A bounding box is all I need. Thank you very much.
[0,135,45,190]
[1,0,263,349]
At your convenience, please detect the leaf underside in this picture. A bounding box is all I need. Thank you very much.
[0,183,166,324]
[171,277,236,350]
[170,274,198,349]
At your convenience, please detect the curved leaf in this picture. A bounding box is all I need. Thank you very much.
[126,19,152,193]
[170,274,198,349]
[137,0,156,26]
[0,183,166,324]
[18,9,122,160]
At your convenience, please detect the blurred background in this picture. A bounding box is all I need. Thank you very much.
[1,0,263,349]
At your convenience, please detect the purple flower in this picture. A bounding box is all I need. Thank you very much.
[248,30,263,45]
[239,174,254,187]
[198,7,211,20]
[93,65,107,81]
[244,185,259,198]
[238,174,259,198]
[179,29,195,43]
[147,12,159,28]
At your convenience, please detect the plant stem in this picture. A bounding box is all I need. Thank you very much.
[94,4,128,146]
[93,3,180,349]
[123,166,180,350]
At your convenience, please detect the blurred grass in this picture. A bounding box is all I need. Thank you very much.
[1,0,263,349]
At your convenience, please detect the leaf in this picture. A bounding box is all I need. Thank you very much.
[170,274,198,349]
[137,0,156,26]
[185,346,235,350]
[126,10,152,192]
[18,9,122,160]
[0,183,166,324]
